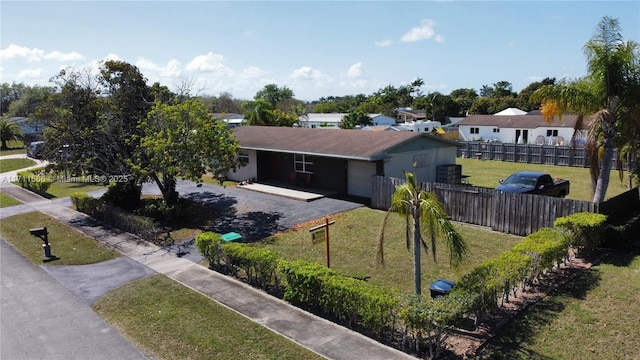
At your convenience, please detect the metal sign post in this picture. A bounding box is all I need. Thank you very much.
[309,217,335,268]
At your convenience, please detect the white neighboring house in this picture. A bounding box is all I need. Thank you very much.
[212,113,245,128]
[297,113,396,128]
[457,109,587,146]
[394,120,443,133]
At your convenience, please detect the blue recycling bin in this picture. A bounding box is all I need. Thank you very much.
[429,279,455,299]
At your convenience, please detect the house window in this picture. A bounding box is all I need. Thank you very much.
[238,150,249,166]
[493,128,500,133]
[470,127,479,134]
[413,154,428,168]
[294,154,314,174]
[546,129,558,137]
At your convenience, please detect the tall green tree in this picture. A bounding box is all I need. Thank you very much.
[0,118,24,150]
[377,171,468,295]
[532,16,640,202]
[135,99,239,204]
[254,84,294,108]
[242,98,274,126]
[339,110,372,129]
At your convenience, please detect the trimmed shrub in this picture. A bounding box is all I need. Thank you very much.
[17,170,52,195]
[70,192,101,214]
[101,181,141,211]
[554,212,608,252]
[195,232,223,268]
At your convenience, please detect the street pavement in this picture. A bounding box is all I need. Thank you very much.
[0,156,416,360]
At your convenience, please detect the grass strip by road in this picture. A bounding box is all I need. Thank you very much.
[480,250,640,359]
[93,274,324,360]
[0,140,26,156]
[456,157,630,202]
[0,158,36,172]
[0,211,120,264]
[0,191,22,207]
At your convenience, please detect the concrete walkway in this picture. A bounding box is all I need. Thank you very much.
[0,179,415,359]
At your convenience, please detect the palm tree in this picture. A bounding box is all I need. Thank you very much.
[0,118,25,150]
[377,171,468,295]
[532,16,640,202]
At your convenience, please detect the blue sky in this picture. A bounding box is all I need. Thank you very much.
[1,1,639,101]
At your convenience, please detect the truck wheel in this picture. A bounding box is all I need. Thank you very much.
[559,191,566,198]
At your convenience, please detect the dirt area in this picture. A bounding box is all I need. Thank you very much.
[442,254,600,359]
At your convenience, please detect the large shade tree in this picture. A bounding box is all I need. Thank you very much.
[134,99,239,204]
[532,16,640,202]
[377,171,468,295]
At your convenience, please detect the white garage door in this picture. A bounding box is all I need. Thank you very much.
[347,160,376,198]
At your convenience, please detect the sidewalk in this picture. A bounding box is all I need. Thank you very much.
[0,181,416,360]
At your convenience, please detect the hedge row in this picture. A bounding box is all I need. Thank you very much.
[195,232,398,336]
[193,212,612,356]
[452,212,608,324]
[71,192,163,243]
[17,169,52,195]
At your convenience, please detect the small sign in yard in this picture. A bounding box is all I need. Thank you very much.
[309,218,335,268]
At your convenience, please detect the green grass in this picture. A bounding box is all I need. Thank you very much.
[93,274,324,360]
[0,191,22,207]
[45,181,106,198]
[456,157,630,202]
[0,158,36,172]
[253,207,523,296]
[0,140,26,155]
[0,211,120,264]
[480,250,640,359]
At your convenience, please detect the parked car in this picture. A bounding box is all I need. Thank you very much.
[27,141,45,159]
[497,171,570,197]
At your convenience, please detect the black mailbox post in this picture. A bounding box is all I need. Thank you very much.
[29,227,54,258]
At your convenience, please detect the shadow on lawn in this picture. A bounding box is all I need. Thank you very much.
[477,266,602,359]
[183,191,284,243]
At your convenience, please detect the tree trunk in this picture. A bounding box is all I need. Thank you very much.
[592,108,617,203]
[413,207,422,295]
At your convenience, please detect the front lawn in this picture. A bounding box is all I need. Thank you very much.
[253,207,523,296]
[0,211,120,264]
[0,140,26,156]
[94,274,324,360]
[0,158,36,172]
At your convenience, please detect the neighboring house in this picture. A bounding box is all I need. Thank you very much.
[227,126,459,198]
[297,113,396,128]
[394,120,443,133]
[396,107,426,123]
[457,110,586,146]
[212,113,245,128]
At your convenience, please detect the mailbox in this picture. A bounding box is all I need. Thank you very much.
[29,227,53,258]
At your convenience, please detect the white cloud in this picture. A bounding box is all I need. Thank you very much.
[239,66,265,79]
[343,62,363,79]
[185,52,234,77]
[0,44,84,62]
[290,66,323,80]
[136,58,182,77]
[400,19,444,43]
[374,39,392,47]
[18,68,43,79]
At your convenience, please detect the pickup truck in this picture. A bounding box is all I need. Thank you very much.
[496,171,570,197]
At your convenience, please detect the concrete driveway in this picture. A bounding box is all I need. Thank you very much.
[91,180,365,263]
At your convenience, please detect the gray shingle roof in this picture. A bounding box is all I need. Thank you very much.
[232,126,453,160]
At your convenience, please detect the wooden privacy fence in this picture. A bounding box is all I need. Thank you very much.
[457,142,621,169]
[371,176,599,236]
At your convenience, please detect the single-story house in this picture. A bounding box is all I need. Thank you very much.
[298,113,396,128]
[212,113,245,128]
[396,108,427,123]
[226,126,459,198]
[457,111,586,146]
